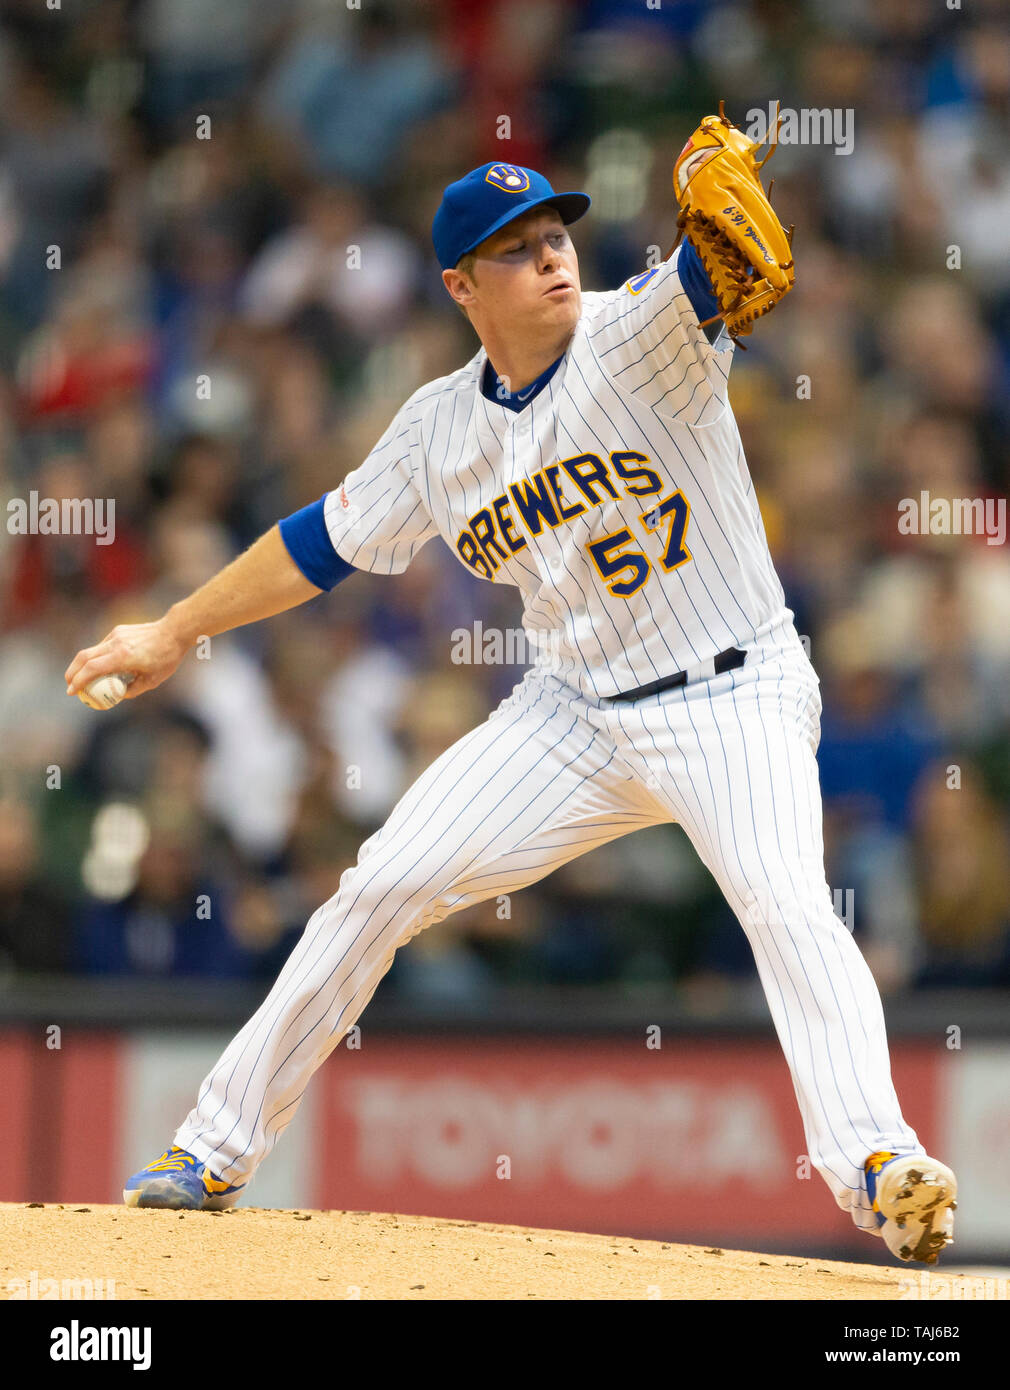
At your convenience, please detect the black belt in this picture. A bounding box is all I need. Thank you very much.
[607,647,747,703]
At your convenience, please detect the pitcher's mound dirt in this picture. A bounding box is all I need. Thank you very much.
[1,1202,918,1299]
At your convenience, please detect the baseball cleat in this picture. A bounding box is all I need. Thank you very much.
[123,1145,245,1211]
[864,1150,957,1265]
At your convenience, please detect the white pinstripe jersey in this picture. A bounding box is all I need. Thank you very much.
[324,244,791,700]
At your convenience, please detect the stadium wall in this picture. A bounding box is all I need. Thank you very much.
[1,1025,1006,1261]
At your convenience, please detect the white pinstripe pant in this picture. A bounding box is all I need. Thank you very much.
[175,637,921,1234]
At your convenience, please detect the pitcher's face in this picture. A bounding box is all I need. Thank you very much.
[444,208,582,353]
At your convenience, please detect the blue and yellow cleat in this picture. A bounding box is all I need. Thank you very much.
[123,1146,245,1211]
[865,1150,957,1265]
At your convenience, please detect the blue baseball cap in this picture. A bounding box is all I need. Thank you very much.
[432,162,591,272]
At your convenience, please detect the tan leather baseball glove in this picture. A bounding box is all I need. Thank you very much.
[673,102,795,339]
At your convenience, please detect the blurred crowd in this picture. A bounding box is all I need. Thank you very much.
[1,0,1009,1004]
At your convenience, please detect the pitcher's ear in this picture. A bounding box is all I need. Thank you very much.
[443,267,476,308]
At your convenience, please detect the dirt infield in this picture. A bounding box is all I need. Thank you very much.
[0,1202,927,1299]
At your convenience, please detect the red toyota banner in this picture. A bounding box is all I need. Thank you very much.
[0,1026,953,1250]
[316,1037,942,1246]
[0,1030,123,1204]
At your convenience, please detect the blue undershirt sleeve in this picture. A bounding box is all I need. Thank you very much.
[278,495,357,592]
[678,239,720,328]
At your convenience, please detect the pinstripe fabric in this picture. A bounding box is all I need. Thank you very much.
[313,244,790,699]
[174,676,663,1184]
[176,642,919,1234]
[599,642,921,1230]
[170,250,921,1240]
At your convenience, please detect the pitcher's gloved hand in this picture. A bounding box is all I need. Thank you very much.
[673,102,795,340]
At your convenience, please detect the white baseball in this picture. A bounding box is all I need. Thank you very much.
[78,672,134,711]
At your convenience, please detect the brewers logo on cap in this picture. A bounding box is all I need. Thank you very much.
[431,162,590,270]
[485,164,531,194]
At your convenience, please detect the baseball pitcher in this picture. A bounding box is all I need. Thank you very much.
[66,111,957,1265]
